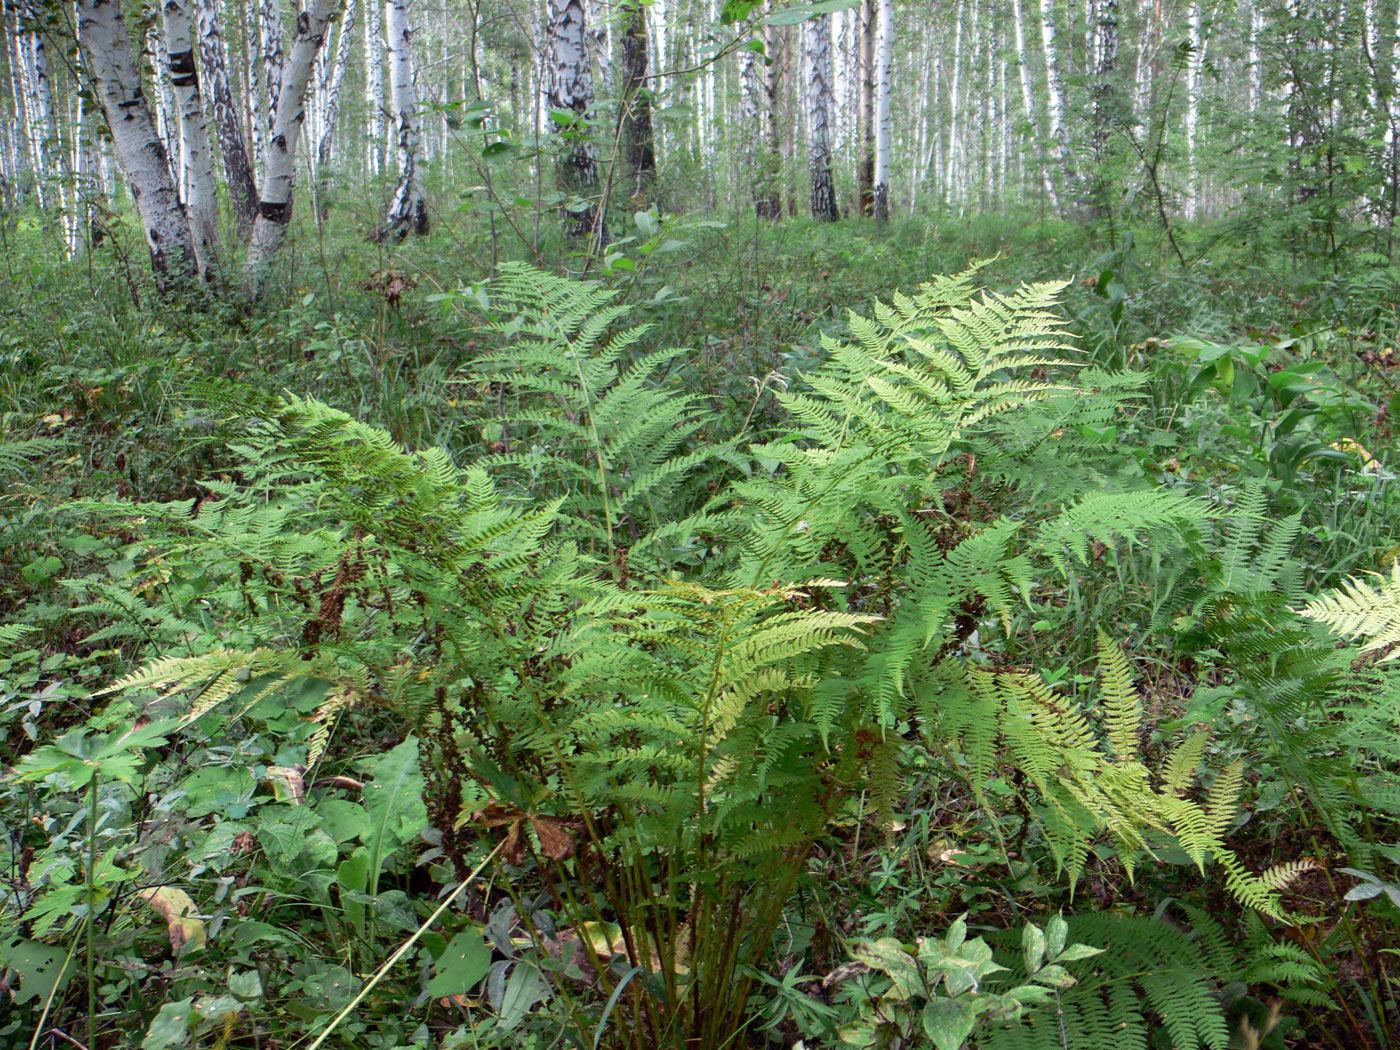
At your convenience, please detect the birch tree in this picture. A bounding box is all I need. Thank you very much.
[547,0,602,239]
[381,0,428,238]
[1185,0,1203,217]
[364,0,385,176]
[1040,0,1078,205]
[197,0,258,231]
[75,0,197,288]
[244,0,344,289]
[857,0,874,213]
[161,0,219,271]
[871,0,892,221]
[805,11,839,220]
[316,0,356,179]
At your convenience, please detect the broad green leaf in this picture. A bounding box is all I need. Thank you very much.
[921,998,977,1050]
[427,929,493,996]
[1022,922,1045,974]
[142,999,194,1050]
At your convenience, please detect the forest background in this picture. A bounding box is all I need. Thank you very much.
[6,2,1400,1050]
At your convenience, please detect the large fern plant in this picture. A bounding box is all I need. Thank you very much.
[78,265,1281,1049]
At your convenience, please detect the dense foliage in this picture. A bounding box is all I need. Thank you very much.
[2,203,1400,1050]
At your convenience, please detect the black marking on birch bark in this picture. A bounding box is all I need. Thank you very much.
[259,199,292,223]
[169,49,198,87]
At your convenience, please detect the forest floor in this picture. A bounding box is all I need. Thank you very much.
[3,209,1400,1050]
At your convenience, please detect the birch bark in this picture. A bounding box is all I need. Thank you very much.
[1039,0,1078,201]
[197,0,258,231]
[316,0,356,174]
[1186,0,1202,217]
[547,0,602,239]
[244,0,343,289]
[75,0,198,287]
[161,0,220,271]
[871,0,892,221]
[363,0,385,175]
[381,0,428,237]
[805,11,839,220]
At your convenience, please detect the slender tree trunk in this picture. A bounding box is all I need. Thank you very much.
[548,0,602,239]
[856,0,874,214]
[871,0,892,220]
[149,24,181,186]
[363,0,385,175]
[1012,0,1058,208]
[316,0,356,215]
[586,0,611,93]
[620,0,655,201]
[381,0,427,237]
[1040,0,1078,204]
[161,0,220,272]
[245,0,343,291]
[262,0,284,131]
[757,21,783,219]
[1186,0,1203,218]
[1090,0,1118,216]
[17,4,54,208]
[196,0,258,232]
[75,0,198,287]
[945,0,963,203]
[805,11,839,220]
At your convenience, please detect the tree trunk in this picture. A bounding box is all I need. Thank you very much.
[871,0,892,220]
[262,0,284,132]
[1089,0,1118,215]
[620,0,655,202]
[196,0,258,232]
[1039,0,1078,204]
[381,0,427,238]
[316,0,356,214]
[16,3,54,209]
[363,0,385,176]
[1012,0,1058,208]
[805,12,839,220]
[945,0,963,203]
[757,21,783,219]
[586,0,611,94]
[856,0,874,214]
[548,0,602,240]
[161,0,220,272]
[244,0,343,291]
[1186,0,1202,218]
[76,0,198,288]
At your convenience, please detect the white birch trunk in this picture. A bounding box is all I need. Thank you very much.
[1013,0,1058,208]
[262,0,285,133]
[24,11,55,207]
[317,0,356,172]
[75,0,198,286]
[363,0,385,175]
[1186,0,1203,218]
[1039,0,1077,200]
[805,11,839,220]
[945,0,963,203]
[161,0,219,271]
[149,25,181,191]
[197,0,259,231]
[381,0,427,237]
[871,0,892,220]
[244,0,343,290]
[547,0,602,238]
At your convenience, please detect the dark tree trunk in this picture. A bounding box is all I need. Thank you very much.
[620,0,655,202]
